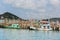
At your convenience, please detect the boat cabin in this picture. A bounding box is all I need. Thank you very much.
[9,24,20,28]
[40,21,52,30]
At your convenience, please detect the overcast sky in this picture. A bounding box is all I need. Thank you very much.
[0,0,60,19]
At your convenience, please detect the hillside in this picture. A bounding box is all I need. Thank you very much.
[50,18,60,22]
[0,12,23,20]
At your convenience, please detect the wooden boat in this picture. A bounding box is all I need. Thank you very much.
[29,26,37,30]
[5,24,21,29]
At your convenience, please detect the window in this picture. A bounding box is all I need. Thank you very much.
[0,20,4,23]
[43,26,46,29]
[47,26,50,29]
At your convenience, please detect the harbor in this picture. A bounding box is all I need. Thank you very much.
[0,12,60,31]
[0,0,60,40]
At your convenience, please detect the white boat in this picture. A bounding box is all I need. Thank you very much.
[29,19,37,30]
[40,20,52,31]
[34,27,52,31]
[29,26,37,30]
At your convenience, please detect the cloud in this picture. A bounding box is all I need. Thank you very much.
[3,0,14,4]
[3,0,60,8]
[3,0,48,9]
[50,0,60,7]
[3,0,59,10]
[3,0,60,19]
[50,0,60,6]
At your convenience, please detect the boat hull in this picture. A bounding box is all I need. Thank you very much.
[29,26,37,30]
[39,28,52,31]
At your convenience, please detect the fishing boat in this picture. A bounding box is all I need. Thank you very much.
[40,20,52,31]
[29,26,37,30]
[5,24,21,29]
[28,19,37,30]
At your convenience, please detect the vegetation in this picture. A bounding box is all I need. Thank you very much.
[0,12,22,20]
[50,18,60,22]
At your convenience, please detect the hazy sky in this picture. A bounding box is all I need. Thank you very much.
[0,0,60,19]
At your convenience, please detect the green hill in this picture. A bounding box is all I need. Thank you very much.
[50,18,60,22]
[0,12,23,20]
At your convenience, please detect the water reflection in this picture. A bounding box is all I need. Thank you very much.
[0,28,60,40]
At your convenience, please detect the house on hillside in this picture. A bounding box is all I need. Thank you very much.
[0,15,5,25]
[0,12,31,29]
[50,20,60,31]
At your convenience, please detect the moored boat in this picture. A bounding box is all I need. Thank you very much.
[5,24,21,29]
[29,26,37,30]
[40,20,52,31]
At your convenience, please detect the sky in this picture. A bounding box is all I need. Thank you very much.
[0,0,60,19]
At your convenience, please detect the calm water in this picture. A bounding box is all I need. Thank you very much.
[0,28,60,40]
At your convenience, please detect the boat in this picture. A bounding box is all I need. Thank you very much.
[5,24,21,29]
[29,26,37,30]
[40,24,52,31]
[40,28,52,31]
[28,19,37,30]
[40,20,52,31]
